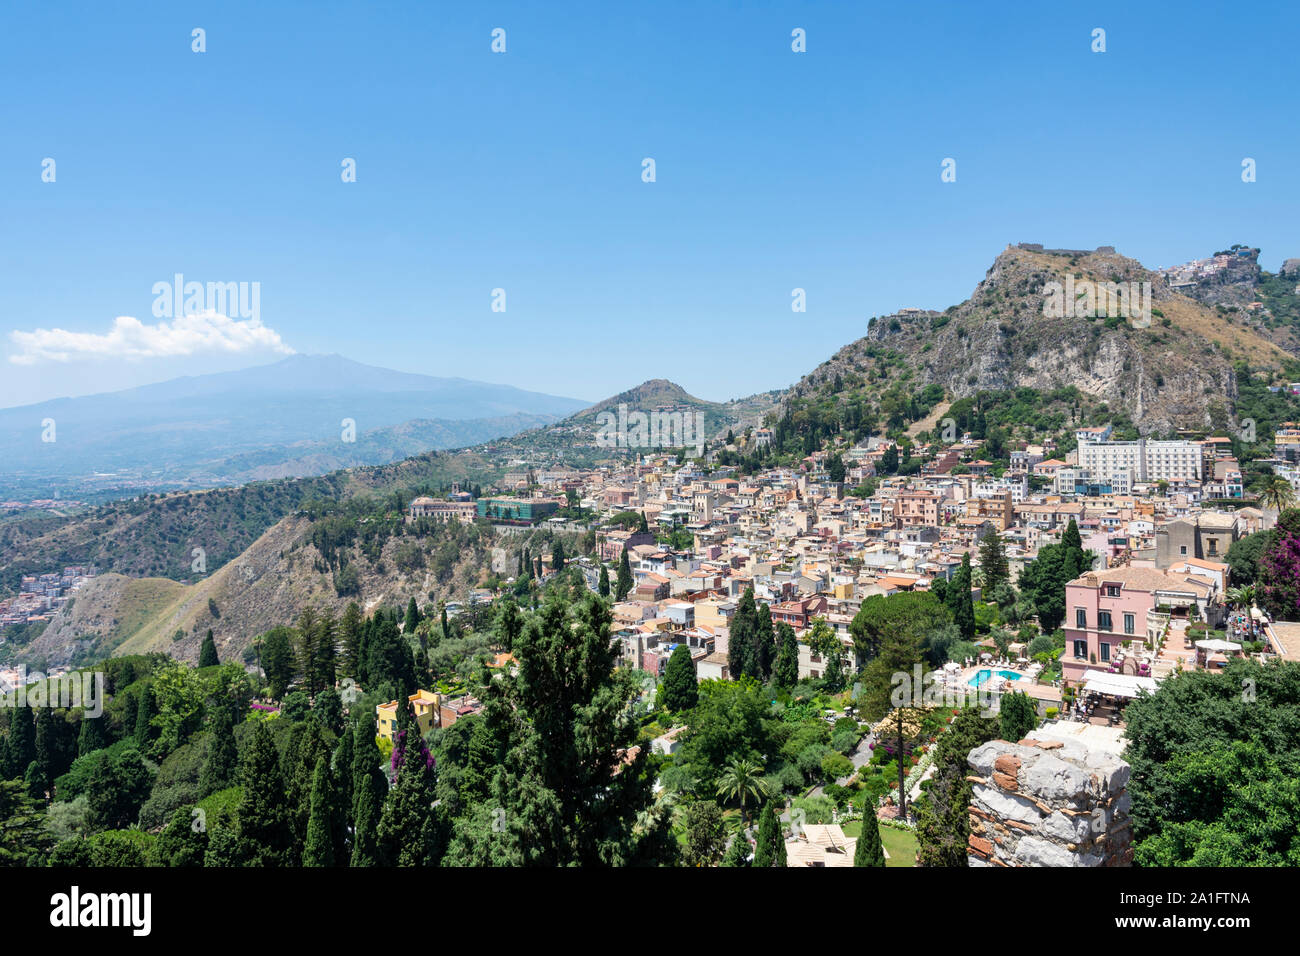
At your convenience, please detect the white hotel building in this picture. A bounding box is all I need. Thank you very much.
[1077,439,1203,484]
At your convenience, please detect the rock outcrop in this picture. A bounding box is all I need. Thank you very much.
[966,731,1133,867]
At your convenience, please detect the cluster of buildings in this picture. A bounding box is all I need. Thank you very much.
[446,418,1298,697]
[0,566,97,629]
[375,688,485,741]
[1158,249,1254,289]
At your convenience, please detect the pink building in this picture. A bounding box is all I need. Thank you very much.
[1061,567,1213,687]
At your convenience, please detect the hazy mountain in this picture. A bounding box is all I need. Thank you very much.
[0,355,590,495]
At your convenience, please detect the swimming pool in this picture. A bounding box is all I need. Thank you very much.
[968,668,1022,688]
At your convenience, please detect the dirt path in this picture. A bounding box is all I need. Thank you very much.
[906,401,952,439]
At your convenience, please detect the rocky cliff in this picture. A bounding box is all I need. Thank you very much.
[798,243,1292,436]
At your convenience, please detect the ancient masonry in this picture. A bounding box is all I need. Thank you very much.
[965,731,1133,867]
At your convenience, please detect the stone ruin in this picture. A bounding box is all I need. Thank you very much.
[965,731,1133,867]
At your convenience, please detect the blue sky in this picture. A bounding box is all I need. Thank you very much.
[2,0,1298,409]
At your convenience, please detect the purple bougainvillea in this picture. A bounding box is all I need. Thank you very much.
[1260,510,1300,621]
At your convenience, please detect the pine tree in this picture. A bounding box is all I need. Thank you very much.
[0,779,55,865]
[236,721,293,866]
[154,805,208,867]
[198,630,219,668]
[615,548,633,601]
[303,756,336,867]
[660,643,699,712]
[855,810,886,867]
[774,622,800,690]
[977,527,1010,595]
[598,565,610,598]
[455,591,668,865]
[721,830,751,867]
[753,802,786,867]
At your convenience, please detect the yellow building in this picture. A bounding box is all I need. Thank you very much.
[376,689,440,741]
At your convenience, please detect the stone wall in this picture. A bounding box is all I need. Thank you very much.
[965,731,1133,867]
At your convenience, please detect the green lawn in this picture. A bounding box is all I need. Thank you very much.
[841,819,918,867]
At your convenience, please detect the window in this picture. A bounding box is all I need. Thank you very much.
[1098,611,1112,632]
[1073,639,1087,658]
[1106,585,1121,597]
[1076,608,1087,629]
[1180,545,1187,555]
[1208,539,1218,556]
[1124,613,1135,635]
[1100,643,1110,662]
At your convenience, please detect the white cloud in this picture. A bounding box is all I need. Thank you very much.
[7,312,295,365]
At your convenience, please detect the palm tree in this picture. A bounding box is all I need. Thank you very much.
[1258,477,1297,513]
[715,757,770,828]
[1225,585,1257,609]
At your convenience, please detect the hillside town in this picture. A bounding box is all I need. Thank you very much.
[424,419,1300,729]
[0,566,97,630]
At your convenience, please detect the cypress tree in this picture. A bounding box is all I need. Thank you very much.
[855,810,886,867]
[134,684,156,749]
[32,708,60,797]
[950,554,976,641]
[236,721,292,866]
[999,690,1038,743]
[77,711,109,758]
[440,604,450,641]
[199,703,238,796]
[2,711,36,780]
[660,643,699,712]
[552,540,565,573]
[1062,518,1086,578]
[615,548,633,601]
[376,725,438,866]
[753,603,777,681]
[351,718,386,866]
[339,601,364,680]
[774,622,799,690]
[303,756,336,867]
[753,801,786,867]
[728,589,758,680]
[198,630,219,668]
[598,565,610,598]
[404,597,422,636]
